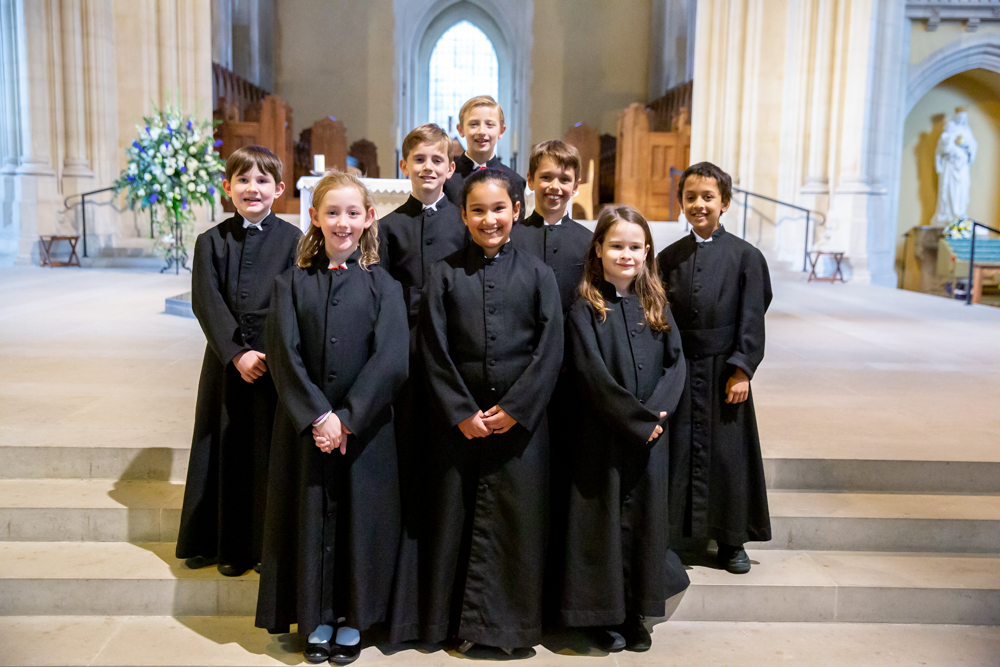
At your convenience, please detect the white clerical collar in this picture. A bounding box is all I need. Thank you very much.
[423,193,446,212]
[328,261,348,270]
[693,231,713,243]
[466,152,494,170]
[242,212,270,231]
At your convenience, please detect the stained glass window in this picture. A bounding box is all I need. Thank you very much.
[428,21,499,139]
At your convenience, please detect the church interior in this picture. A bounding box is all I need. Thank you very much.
[0,1,998,665]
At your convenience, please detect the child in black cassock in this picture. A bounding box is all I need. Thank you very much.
[556,205,690,653]
[254,172,408,666]
[418,169,563,658]
[656,162,772,574]
[176,145,301,577]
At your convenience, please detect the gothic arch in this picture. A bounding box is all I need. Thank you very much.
[393,0,533,166]
[907,34,1000,114]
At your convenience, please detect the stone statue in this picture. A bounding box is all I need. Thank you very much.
[933,111,977,225]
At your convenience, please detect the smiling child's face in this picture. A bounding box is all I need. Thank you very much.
[458,106,504,164]
[528,156,578,220]
[310,185,374,260]
[597,221,649,289]
[682,174,730,239]
[462,180,520,258]
[400,141,455,201]
[223,165,284,223]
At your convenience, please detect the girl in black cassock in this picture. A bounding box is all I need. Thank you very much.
[418,169,563,658]
[555,206,690,653]
[255,172,409,666]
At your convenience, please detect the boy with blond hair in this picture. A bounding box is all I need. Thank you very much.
[443,95,525,221]
[176,145,302,578]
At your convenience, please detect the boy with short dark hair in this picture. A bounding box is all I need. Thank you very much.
[176,144,302,577]
[511,140,592,314]
[442,95,525,221]
[656,161,772,574]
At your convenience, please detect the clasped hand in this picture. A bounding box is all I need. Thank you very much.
[458,405,517,439]
[312,413,352,455]
[725,368,750,404]
[233,350,267,383]
[648,412,667,442]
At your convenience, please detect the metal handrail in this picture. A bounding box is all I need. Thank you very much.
[966,220,1000,305]
[63,186,117,258]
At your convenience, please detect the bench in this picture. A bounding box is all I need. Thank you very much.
[38,235,81,267]
[943,237,1000,304]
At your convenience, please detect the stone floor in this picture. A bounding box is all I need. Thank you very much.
[0,264,998,666]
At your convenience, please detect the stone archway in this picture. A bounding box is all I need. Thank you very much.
[393,0,533,165]
[907,35,1000,114]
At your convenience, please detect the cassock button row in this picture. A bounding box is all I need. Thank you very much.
[630,330,637,337]
[241,292,248,298]
[425,239,433,245]
[328,373,337,380]
[638,363,644,370]
[488,307,496,314]
[639,399,645,404]
[490,334,497,340]
[245,261,252,267]
[552,248,558,253]
[489,360,497,366]
[330,337,337,343]
[623,298,629,304]
[325,546,332,553]
[488,282,495,288]
[332,300,339,306]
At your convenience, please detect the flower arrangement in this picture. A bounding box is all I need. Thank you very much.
[944,216,973,239]
[114,104,226,269]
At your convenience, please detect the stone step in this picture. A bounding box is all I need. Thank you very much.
[0,480,183,542]
[1,542,997,625]
[4,481,999,555]
[0,617,998,667]
[5,441,1000,497]
[762,490,1000,553]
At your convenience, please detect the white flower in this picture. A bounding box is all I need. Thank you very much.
[198,169,207,180]
[187,183,196,191]
[180,173,189,183]
[137,188,145,197]
[150,128,161,141]
[197,184,206,193]
[188,145,198,155]
[153,184,161,191]
[143,173,152,181]
[162,233,175,245]
[128,163,138,174]
[165,167,175,176]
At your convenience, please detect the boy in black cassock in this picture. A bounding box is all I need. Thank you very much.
[376,123,468,637]
[656,161,772,574]
[510,140,592,314]
[176,145,301,577]
[418,169,563,656]
[557,206,690,653]
[442,95,525,222]
[255,172,408,666]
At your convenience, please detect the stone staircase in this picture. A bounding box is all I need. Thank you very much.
[1,445,997,626]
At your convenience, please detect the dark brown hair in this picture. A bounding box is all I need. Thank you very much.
[676,161,733,206]
[296,171,379,270]
[401,124,452,161]
[528,140,581,181]
[462,168,519,211]
[225,145,283,184]
[580,206,669,331]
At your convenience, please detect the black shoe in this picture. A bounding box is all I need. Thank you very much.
[617,616,652,652]
[253,562,261,573]
[303,642,330,664]
[586,627,626,652]
[717,543,751,574]
[217,562,249,577]
[183,556,217,569]
[328,643,360,665]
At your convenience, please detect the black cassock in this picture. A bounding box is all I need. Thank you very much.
[443,153,526,223]
[656,227,772,547]
[376,194,469,638]
[254,254,408,640]
[555,283,690,626]
[176,212,301,567]
[509,211,592,315]
[418,242,563,648]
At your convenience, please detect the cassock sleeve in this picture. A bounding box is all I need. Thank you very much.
[191,233,247,365]
[497,266,564,431]
[567,303,665,448]
[726,247,772,380]
[333,274,409,435]
[640,308,687,420]
[418,263,481,427]
[376,222,392,275]
[265,271,332,434]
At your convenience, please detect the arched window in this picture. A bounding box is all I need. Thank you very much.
[428,21,499,139]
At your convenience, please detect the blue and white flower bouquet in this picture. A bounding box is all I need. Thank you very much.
[114,104,226,262]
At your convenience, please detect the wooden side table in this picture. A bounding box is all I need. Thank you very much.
[39,235,81,267]
[808,250,845,283]
[971,263,1000,304]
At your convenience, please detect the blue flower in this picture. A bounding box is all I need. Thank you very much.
[145,125,150,134]
[150,193,159,204]
[214,139,223,147]
[181,198,188,210]
[180,166,186,172]
[208,186,215,195]
[127,175,135,182]
[132,140,141,150]
[187,120,193,130]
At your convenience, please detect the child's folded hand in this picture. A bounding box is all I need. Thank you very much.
[458,411,491,439]
[648,423,664,442]
[482,405,516,434]
[234,350,267,383]
[725,368,750,404]
[313,413,345,453]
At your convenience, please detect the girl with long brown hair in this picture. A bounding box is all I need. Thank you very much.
[553,205,689,653]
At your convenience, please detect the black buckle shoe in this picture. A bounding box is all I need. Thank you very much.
[183,555,217,569]
[587,627,626,652]
[303,641,330,664]
[717,544,751,574]
[216,562,250,577]
[617,616,652,652]
[328,643,360,665]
